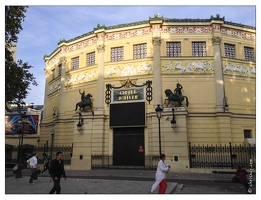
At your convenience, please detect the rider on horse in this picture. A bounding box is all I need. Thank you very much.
[174,83,183,106]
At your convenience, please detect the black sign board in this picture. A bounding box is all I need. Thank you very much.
[110,102,146,127]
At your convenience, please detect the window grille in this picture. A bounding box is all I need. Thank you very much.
[166,42,181,57]
[134,44,147,59]
[111,46,124,62]
[244,130,251,138]
[58,64,62,76]
[72,57,79,70]
[224,43,235,59]
[244,47,254,61]
[192,42,206,57]
[52,69,55,80]
[87,52,95,66]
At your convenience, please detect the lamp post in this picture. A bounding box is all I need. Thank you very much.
[171,108,176,129]
[223,96,229,112]
[15,112,27,178]
[155,104,163,155]
[77,113,84,132]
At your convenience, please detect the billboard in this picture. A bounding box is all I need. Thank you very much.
[5,115,39,135]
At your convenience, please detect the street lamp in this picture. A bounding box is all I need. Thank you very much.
[223,96,229,112]
[15,112,27,178]
[171,108,176,129]
[77,113,84,132]
[155,104,163,155]
[53,107,59,119]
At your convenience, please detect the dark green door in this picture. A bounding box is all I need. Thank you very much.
[113,127,144,166]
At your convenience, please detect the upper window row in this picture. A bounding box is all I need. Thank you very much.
[70,42,255,71]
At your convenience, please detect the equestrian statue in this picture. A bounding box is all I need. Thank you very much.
[75,89,94,115]
[164,83,189,107]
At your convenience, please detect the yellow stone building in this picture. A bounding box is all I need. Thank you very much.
[41,14,256,170]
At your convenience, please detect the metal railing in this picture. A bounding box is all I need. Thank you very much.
[189,142,256,169]
[5,144,73,168]
[91,154,159,170]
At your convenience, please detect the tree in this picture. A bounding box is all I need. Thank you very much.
[5,6,38,112]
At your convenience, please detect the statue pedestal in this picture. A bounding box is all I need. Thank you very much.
[163,106,186,112]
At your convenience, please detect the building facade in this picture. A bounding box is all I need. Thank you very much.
[41,14,256,170]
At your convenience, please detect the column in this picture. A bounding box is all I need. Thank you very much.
[212,36,225,112]
[152,36,162,107]
[96,32,105,114]
[59,56,67,115]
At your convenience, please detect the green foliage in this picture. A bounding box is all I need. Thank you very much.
[5,6,38,112]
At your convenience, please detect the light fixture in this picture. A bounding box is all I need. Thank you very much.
[155,104,163,155]
[53,107,59,119]
[171,108,176,129]
[223,96,229,112]
[77,113,84,132]
[155,104,163,119]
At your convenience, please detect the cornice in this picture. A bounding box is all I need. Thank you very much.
[44,14,255,59]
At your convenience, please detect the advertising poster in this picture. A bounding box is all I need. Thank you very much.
[5,115,39,135]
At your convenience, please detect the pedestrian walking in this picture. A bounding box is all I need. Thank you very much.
[42,153,51,174]
[235,165,250,193]
[49,151,67,194]
[27,153,38,184]
[150,154,170,194]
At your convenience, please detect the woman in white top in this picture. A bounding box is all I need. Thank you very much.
[150,154,170,194]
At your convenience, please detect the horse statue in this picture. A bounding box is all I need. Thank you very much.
[75,91,94,115]
[164,83,189,107]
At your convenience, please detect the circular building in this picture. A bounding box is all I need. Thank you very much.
[41,14,256,170]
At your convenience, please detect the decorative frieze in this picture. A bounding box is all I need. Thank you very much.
[223,62,256,77]
[104,62,153,78]
[65,69,98,86]
[221,28,255,40]
[48,80,61,94]
[162,60,214,74]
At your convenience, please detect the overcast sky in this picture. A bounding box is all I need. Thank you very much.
[3,2,257,106]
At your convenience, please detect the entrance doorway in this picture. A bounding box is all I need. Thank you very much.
[113,127,144,166]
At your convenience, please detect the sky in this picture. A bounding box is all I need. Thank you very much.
[3,2,257,106]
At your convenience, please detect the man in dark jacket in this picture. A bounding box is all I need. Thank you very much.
[49,151,67,194]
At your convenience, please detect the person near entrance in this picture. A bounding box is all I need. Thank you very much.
[49,151,67,194]
[150,154,170,194]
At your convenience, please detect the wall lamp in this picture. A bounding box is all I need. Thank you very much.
[223,96,229,112]
[53,107,59,119]
[171,108,176,129]
[77,113,84,132]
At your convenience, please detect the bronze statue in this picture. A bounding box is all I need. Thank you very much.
[164,83,189,107]
[75,89,94,115]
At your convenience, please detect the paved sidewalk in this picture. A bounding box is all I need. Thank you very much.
[4,169,256,195]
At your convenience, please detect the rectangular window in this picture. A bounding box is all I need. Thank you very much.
[133,43,147,59]
[72,57,79,70]
[58,64,62,76]
[52,69,55,79]
[192,42,206,57]
[111,46,124,62]
[244,130,251,138]
[87,52,95,66]
[224,43,235,59]
[244,47,254,61]
[166,42,181,57]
